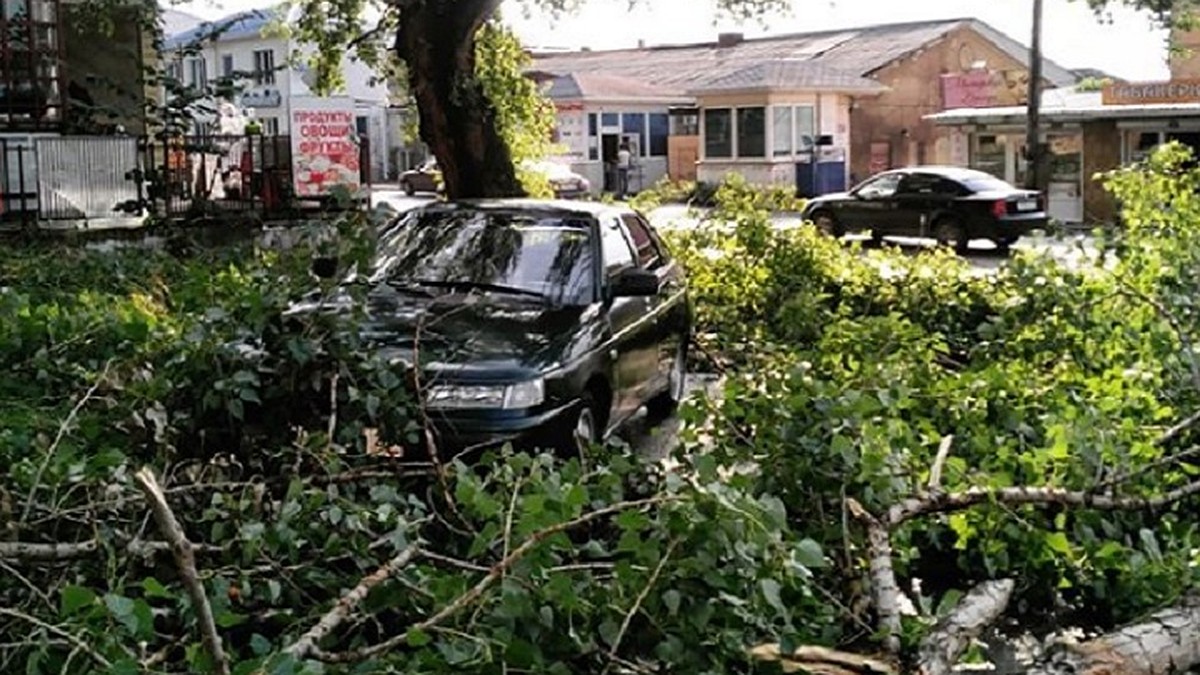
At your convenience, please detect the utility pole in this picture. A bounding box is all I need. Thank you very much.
[1024,0,1044,191]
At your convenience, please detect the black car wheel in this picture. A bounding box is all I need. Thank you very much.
[401,180,415,196]
[993,236,1019,254]
[934,219,970,254]
[812,210,843,238]
[647,342,688,422]
[555,394,601,460]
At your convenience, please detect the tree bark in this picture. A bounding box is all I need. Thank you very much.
[916,579,1015,675]
[394,0,525,199]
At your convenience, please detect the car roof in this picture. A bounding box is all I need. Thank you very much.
[417,198,629,221]
[885,165,1007,181]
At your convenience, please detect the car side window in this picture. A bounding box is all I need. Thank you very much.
[897,173,939,195]
[601,217,636,278]
[857,173,903,199]
[936,178,968,196]
[620,214,665,270]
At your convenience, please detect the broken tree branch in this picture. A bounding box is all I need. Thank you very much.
[0,607,111,670]
[286,544,421,660]
[313,496,677,663]
[134,467,230,675]
[928,435,954,491]
[748,643,896,674]
[846,498,903,655]
[916,579,1016,675]
[606,537,681,666]
[1028,594,1200,675]
[1156,408,1200,447]
[0,537,222,562]
[887,480,1200,527]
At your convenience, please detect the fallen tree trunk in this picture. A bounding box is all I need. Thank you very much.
[916,579,1015,675]
[1029,595,1200,675]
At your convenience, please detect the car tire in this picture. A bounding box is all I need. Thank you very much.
[401,180,415,196]
[812,210,843,238]
[994,236,1018,254]
[647,341,688,423]
[934,219,969,254]
[555,393,601,460]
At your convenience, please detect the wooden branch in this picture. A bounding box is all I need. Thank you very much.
[887,480,1200,527]
[0,607,111,670]
[1156,408,1200,447]
[0,537,222,562]
[286,544,421,660]
[313,496,676,663]
[748,643,896,674]
[1029,594,1200,675]
[928,435,954,490]
[606,537,681,664]
[133,468,230,675]
[846,498,903,655]
[916,579,1016,675]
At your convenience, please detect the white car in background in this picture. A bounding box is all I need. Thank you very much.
[523,159,591,199]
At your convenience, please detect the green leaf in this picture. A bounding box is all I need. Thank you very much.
[1045,532,1072,557]
[104,593,138,634]
[60,585,96,617]
[761,578,787,616]
[251,633,273,657]
[662,589,682,616]
[141,577,172,599]
[406,627,431,647]
[794,538,825,569]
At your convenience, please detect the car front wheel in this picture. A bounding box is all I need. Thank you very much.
[555,394,600,460]
[934,219,969,254]
[812,210,843,238]
[401,180,415,196]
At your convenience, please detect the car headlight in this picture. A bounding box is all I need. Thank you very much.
[426,378,545,410]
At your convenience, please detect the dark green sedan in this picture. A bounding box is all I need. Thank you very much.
[306,199,692,455]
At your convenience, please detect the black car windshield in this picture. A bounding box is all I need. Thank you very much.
[369,209,596,306]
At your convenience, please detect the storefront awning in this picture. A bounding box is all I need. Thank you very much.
[925,88,1200,126]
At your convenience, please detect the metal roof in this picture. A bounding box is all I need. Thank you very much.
[925,88,1200,124]
[689,60,888,95]
[545,73,691,102]
[164,8,280,50]
[530,18,1078,93]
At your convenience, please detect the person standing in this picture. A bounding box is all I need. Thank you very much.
[616,141,632,198]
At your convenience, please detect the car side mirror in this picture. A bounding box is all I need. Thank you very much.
[611,268,660,297]
[311,256,338,279]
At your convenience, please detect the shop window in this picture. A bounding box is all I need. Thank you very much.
[794,106,815,152]
[772,106,793,157]
[648,113,669,157]
[671,112,698,136]
[588,113,597,137]
[601,112,619,128]
[737,107,765,158]
[972,134,1006,179]
[704,108,732,158]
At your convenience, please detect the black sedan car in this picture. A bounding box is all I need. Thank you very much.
[299,199,692,455]
[800,166,1048,252]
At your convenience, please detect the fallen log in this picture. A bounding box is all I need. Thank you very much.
[1029,595,1200,675]
[916,579,1015,675]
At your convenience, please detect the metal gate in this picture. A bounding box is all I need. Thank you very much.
[36,136,140,220]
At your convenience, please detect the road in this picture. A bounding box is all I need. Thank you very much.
[370,189,1099,275]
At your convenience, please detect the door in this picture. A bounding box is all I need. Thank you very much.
[600,216,656,424]
[602,134,620,192]
[621,213,684,396]
[892,172,955,237]
[841,171,903,232]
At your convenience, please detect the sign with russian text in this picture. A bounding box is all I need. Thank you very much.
[1103,80,1200,105]
[941,70,996,110]
[290,97,361,197]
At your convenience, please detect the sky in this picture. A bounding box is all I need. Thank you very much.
[171,0,1173,81]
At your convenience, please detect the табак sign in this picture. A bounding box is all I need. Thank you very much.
[290,97,361,197]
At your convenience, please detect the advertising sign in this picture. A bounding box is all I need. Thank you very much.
[290,97,361,197]
[1103,80,1200,105]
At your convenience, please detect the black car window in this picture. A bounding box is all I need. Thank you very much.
[897,173,940,195]
[602,217,637,278]
[370,209,596,306]
[620,214,665,270]
[855,173,903,199]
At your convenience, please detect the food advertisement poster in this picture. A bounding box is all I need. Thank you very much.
[290,97,361,197]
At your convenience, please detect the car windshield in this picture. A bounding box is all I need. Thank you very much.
[369,210,596,306]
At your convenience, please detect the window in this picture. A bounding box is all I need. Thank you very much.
[736,107,765,158]
[855,172,903,199]
[588,113,597,137]
[649,113,669,157]
[602,218,636,276]
[704,108,732,158]
[356,116,369,136]
[261,117,279,135]
[897,173,948,195]
[601,112,619,127]
[772,106,793,157]
[621,214,665,269]
[165,60,182,83]
[671,112,698,136]
[221,54,234,78]
[622,113,646,157]
[794,106,816,152]
[253,49,275,85]
[187,57,207,88]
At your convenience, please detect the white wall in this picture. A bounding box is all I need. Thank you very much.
[697,161,795,188]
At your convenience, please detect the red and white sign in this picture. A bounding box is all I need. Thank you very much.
[290,97,361,197]
[941,71,996,110]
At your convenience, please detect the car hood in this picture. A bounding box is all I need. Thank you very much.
[285,288,587,382]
